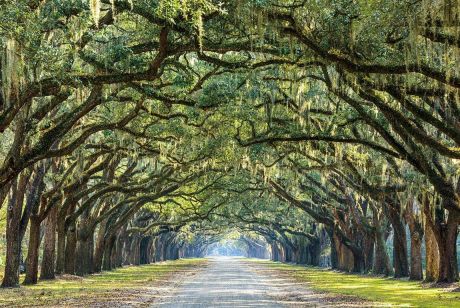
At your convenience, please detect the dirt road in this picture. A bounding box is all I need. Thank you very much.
[151,257,368,307]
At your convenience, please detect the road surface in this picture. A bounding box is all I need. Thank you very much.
[153,257,288,307]
[151,257,368,307]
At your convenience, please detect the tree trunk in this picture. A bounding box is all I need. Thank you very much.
[326,229,338,269]
[424,218,439,282]
[93,219,107,273]
[333,233,355,272]
[115,234,124,268]
[423,199,440,282]
[40,205,58,280]
[147,238,154,263]
[55,218,66,274]
[130,237,140,265]
[102,235,116,271]
[271,242,280,261]
[373,230,392,276]
[373,211,392,276]
[0,183,11,210]
[404,200,424,280]
[363,235,375,273]
[88,232,94,274]
[23,215,41,285]
[409,232,423,280]
[308,239,320,266]
[2,170,31,288]
[140,237,151,265]
[93,239,105,272]
[392,228,409,278]
[75,236,90,276]
[386,201,409,277]
[1,180,22,288]
[22,164,46,285]
[19,164,45,253]
[110,235,120,268]
[352,250,365,273]
[423,198,459,282]
[435,211,459,282]
[64,224,77,275]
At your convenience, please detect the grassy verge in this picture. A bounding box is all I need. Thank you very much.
[252,260,460,308]
[0,258,206,307]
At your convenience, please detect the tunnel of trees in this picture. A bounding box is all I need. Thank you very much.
[0,0,459,288]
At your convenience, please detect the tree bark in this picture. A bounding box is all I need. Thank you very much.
[23,215,41,285]
[435,211,459,282]
[424,218,439,282]
[307,239,320,266]
[102,235,116,271]
[326,229,338,269]
[93,219,107,273]
[333,233,354,271]
[373,211,392,276]
[55,217,66,274]
[40,205,58,280]
[423,199,440,282]
[1,180,22,288]
[75,235,90,276]
[140,237,151,265]
[386,201,409,277]
[64,224,77,275]
[2,172,29,288]
[409,232,423,280]
[404,200,424,280]
[88,232,94,274]
[114,233,125,268]
[423,198,459,282]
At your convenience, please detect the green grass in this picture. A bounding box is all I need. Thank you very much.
[0,258,206,307]
[252,260,460,308]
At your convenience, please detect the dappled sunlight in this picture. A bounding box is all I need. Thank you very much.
[0,259,206,307]
[255,261,460,308]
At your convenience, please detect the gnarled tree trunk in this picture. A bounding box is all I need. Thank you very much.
[424,198,459,282]
[404,200,423,280]
[373,210,392,276]
[435,211,459,282]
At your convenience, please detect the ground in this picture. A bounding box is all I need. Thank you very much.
[0,259,205,307]
[0,257,459,307]
[261,260,460,308]
[151,257,371,307]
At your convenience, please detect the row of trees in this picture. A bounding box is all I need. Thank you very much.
[0,0,459,287]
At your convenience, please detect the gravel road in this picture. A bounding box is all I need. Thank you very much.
[151,257,369,307]
[152,256,289,307]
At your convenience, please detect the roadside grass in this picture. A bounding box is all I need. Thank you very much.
[0,258,206,307]
[252,259,460,308]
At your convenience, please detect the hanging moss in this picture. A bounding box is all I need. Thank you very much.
[1,38,19,108]
[90,0,100,27]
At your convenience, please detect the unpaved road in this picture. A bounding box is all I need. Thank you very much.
[151,257,369,307]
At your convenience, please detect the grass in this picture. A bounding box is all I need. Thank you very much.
[251,260,460,308]
[0,258,206,307]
